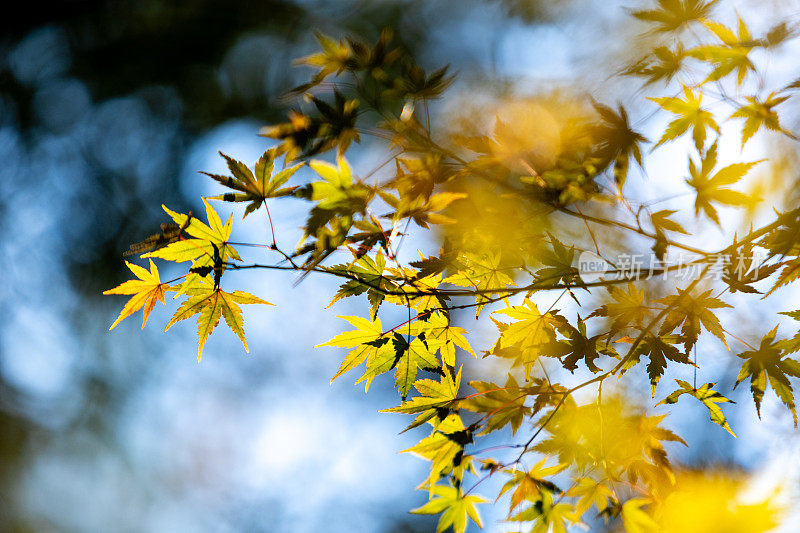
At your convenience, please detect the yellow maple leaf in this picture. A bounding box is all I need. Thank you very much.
[104,259,171,330]
[165,276,272,360]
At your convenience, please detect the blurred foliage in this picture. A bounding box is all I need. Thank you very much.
[107,0,800,531]
[6,0,800,531]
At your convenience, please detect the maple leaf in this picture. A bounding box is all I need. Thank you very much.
[144,200,241,279]
[543,317,612,373]
[404,414,472,488]
[778,310,800,354]
[619,335,692,394]
[381,188,467,228]
[411,483,487,533]
[104,259,172,330]
[389,155,448,203]
[590,101,648,186]
[498,458,567,512]
[759,21,794,48]
[649,87,718,152]
[291,29,399,94]
[656,287,731,350]
[383,269,448,313]
[535,234,581,286]
[658,379,736,436]
[389,63,454,100]
[621,499,659,533]
[295,155,373,271]
[764,258,800,297]
[413,311,475,366]
[689,16,756,85]
[326,252,395,319]
[685,141,761,224]
[392,334,441,398]
[509,491,579,533]
[165,276,272,360]
[261,90,360,162]
[758,210,800,258]
[382,368,461,431]
[650,209,688,235]
[630,0,720,34]
[722,240,780,294]
[590,282,651,336]
[730,93,794,147]
[734,326,800,424]
[409,245,459,279]
[293,32,353,86]
[316,315,396,391]
[445,251,515,317]
[492,298,557,378]
[301,154,372,239]
[534,398,686,484]
[204,149,303,217]
[461,374,535,435]
[623,45,685,86]
[566,477,613,516]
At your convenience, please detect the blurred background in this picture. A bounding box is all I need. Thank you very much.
[2,0,800,531]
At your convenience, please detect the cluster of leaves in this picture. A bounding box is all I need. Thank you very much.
[105,2,800,531]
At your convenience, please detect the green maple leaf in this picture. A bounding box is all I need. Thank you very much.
[657,287,731,350]
[165,276,272,360]
[404,414,471,488]
[382,368,461,431]
[308,154,368,211]
[658,379,736,436]
[413,311,475,366]
[392,334,441,398]
[735,326,800,425]
[327,252,394,319]
[630,0,720,34]
[316,315,396,391]
[205,149,303,217]
[411,483,487,533]
[649,87,718,152]
[104,260,172,330]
